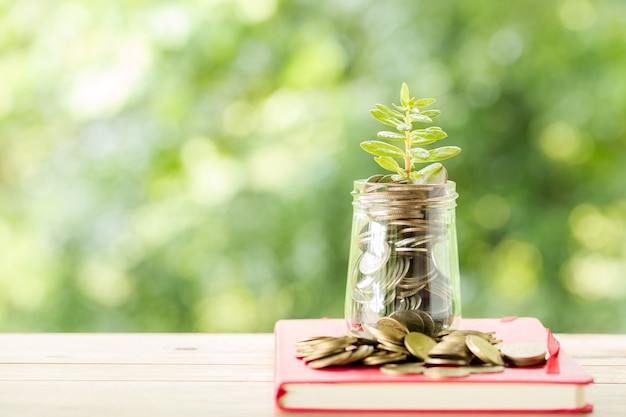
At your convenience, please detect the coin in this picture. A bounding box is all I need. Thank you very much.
[425,357,469,366]
[345,344,375,363]
[345,330,378,345]
[500,342,547,367]
[380,363,426,375]
[377,343,411,355]
[302,347,346,363]
[307,350,354,369]
[466,365,505,374]
[465,334,504,366]
[389,310,424,333]
[415,311,436,336]
[359,241,391,275]
[377,317,409,335]
[424,367,472,378]
[364,323,406,346]
[362,351,408,366]
[404,332,437,361]
[428,342,471,360]
[308,335,357,353]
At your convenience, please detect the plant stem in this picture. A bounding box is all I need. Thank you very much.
[403,109,412,178]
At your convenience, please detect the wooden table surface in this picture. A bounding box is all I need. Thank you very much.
[0,332,624,417]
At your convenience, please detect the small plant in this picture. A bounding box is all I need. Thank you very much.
[361,83,461,184]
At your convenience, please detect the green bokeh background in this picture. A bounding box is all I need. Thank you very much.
[1,0,625,333]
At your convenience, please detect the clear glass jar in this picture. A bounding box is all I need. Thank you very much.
[344,179,461,334]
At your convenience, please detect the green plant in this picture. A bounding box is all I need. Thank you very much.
[361,83,461,183]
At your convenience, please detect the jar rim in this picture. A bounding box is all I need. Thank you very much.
[352,180,458,209]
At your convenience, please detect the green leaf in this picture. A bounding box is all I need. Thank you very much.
[410,137,437,146]
[411,163,448,184]
[420,109,441,119]
[411,127,448,141]
[392,103,407,112]
[377,131,405,140]
[396,122,412,132]
[400,83,410,107]
[370,109,399,128]
[410,148,430,161]
[410,114,433,123]
[360,141,405,158]
[411,146,461,163]
[428,146,462,161]
[374,156,403,174]
[415,98,436,107]
[375,104,404,119]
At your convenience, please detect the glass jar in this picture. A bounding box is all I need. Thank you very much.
[344,179,461,334]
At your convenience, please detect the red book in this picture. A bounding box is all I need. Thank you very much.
[274,317,593,413]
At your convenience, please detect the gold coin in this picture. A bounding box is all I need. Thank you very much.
[377,317,409,334]
[425,357,468,366]
[466,365,505,374]
[465,334,504,366]
[296,335,334,345]
[380,363,426,375]
[362,352,408,366]
[389,310,425,333]
[404,332,437,361]
[415,311,436,336]
[302,347,346,363]
[424,367,471,378]
[345,330,378,345]
[342,344,375,364]
[307,350,354,369]
[306,335,356,353]
[364,323,406,345]
[376,343,411,356]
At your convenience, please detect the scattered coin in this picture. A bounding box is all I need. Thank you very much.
[307,350,354,369]
[364,323,406,346]
[295,323,548,379]
[362,351,407,366]
[466,365,505,374]
[424,367,472,378]
[380,363,426,375]
[500,342,547,367]
[465,334,504,366]
[404,332,437,361]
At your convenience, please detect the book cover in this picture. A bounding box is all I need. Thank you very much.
[274,317,593,413]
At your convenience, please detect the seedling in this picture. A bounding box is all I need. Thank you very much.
[361,83,461,183]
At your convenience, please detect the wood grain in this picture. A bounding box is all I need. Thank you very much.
[0,333,623,417]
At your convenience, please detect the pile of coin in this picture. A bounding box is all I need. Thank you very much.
[296,315,547,377]
[347,176,459,333]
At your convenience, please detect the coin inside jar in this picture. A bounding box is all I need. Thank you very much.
[359,241,391,275]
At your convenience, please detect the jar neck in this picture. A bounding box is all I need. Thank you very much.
[352,180,458,211]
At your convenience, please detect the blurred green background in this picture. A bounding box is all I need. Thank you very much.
[1,0,625,333]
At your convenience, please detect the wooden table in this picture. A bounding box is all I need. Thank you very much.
[0,333,624,416]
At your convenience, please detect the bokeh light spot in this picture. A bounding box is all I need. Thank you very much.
[537,121,590,163]
[77,257,133,307]
[562,254,626,300]
[559,0,596,31]
[491,239,542,300]
[488,28,524,66]
[474,194,511,230]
